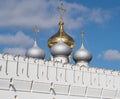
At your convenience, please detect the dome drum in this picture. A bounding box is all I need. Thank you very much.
[52,55,69,63]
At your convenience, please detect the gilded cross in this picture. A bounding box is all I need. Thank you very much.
[34,26,40,41]
[34,25,39,33]
[58,2,66,20]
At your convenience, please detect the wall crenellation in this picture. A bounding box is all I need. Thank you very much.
[0,54,120,90]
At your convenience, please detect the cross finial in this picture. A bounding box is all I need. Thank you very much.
[81,32,85,45]
[34,26,39,41]
[34,25,39,33]
[58,2,66,21]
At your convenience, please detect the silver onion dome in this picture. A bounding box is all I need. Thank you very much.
[26,40,45,59]
[50,39,72,56]
[73,32,92,63]
[73,43,92,63]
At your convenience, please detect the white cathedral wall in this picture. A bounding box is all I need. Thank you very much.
[0,54,120,99]
[0,90,120,99]
[0,90,104,99]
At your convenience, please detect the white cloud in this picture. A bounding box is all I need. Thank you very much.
[0,0,112,29]
[0,31,33,48]
[89,9,111,23]
[3,47,26,56]
[0,0,59,28]
[98,49,120,61]
[0,31,33,56]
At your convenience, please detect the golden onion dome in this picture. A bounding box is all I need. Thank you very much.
[48,21,75,49]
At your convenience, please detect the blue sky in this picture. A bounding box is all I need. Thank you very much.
[0,0,120,70]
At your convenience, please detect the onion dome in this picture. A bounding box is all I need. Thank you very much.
[73,32,92,64]
[73,43,92,63]
[48,20,74,49]
[26,26,45,59]
[26,40,45,59]
[50,39,71,56]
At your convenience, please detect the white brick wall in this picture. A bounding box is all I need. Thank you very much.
[0,54,120,99]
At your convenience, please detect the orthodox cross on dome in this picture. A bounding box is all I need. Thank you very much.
[58,1,66,21]
[81,32,85,46]
[34,25,40,41]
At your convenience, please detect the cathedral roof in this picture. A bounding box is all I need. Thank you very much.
[48,20,75,49]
